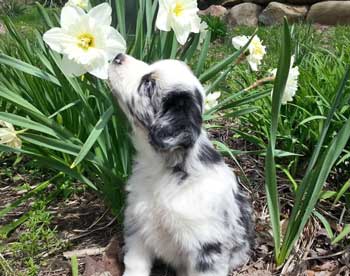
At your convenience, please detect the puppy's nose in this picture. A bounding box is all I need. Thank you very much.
[113,53,125,65]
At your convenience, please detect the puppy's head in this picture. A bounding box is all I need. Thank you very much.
[108,54,205,152]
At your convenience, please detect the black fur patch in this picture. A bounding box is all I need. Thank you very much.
[149,90,202,151]
[195,242,222,272]
[173,165,188,182]
[198,143,222,164]
[234,189,255,250]
[194,88,203,112]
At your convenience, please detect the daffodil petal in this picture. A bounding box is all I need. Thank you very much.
[104,27,127,59]
[88,62,109,79]
[190,15,201,33]
[156,4,171,31]
[172,20,191,45]
[43,28,76,54]
[232,36,249,50]
[248,59,258,71]
[61,6,85,30]
[60,56,87,77]
[88,3,112,26]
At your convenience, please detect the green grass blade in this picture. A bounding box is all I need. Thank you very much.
[71,256,79,276]
[35,2,55,28]
[333,179,350,205]
[331,224,350,245]
[71,106,114,168]
[0,54,60,86]
[0,173,63,218]
[199,30,257,83]
[113,0,126,37]
[314,211,334,240]
[195,31,212,76]
[0,86,44,116]
[0,112,59,138]
[265,19,292,259]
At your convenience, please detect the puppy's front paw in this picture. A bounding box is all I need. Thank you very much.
[123,269,148,276]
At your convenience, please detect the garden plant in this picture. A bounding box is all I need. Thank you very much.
[0,0,349,274]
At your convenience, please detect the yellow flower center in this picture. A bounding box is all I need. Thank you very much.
[251,40,264,56]
[173,2,184,17]
[77,33,95,51]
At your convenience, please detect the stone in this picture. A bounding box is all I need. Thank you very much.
[243,0,270,4]
[199,5,228,18]
[259,2,308,26]
[198,0,226,10]
[307,1,350,25]
[222,0,244,8]
[243,0,333,4]
[288,0,322,3]
[226,3,263,27]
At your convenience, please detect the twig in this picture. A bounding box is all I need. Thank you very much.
[86,208,110,231]
[65,216,118,242]
[306,246,350,261]
[243,76,275,92]
[63,247,106,259]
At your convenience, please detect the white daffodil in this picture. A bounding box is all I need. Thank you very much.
[0,120,22,149]
[156,0,201,45]
[198,21,209,47]
[65,0,89,10]
[205,91,221,111]
[271,56,300,105]
[43,3,126,79]
[232,35,266,71]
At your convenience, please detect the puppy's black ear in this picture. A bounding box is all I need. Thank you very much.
[149,90,203,151]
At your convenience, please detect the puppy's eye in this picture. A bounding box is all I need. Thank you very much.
[143,79,155,97]
[144,79,154,90]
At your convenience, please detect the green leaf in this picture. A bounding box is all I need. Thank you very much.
[0,86,44,116]
[71,106,114,168]
[195,31,212,76]
[71,256,79,276]
[298,115,327,127]
[334,178,350,205]
[331,224,350,244]
[314,211,334,240]
[0,144,97,191]
[265,19,292,260]
[199,30,257,83]
[0,54,60,86]
[0,112,59,138]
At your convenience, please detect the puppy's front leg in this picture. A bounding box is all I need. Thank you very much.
[123,236,153,276]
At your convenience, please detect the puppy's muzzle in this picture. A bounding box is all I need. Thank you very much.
[113,53,126,65]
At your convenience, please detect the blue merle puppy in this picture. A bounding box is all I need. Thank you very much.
[108,53,254,276]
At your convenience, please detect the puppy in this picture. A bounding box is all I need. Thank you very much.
[108,54,254,276]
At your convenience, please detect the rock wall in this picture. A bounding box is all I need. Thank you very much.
[199,0,350,26]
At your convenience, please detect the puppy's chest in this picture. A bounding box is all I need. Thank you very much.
[127,172,207,245]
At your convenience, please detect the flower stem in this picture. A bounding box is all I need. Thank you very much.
[15,128,29,135]
[243,76,275,92]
